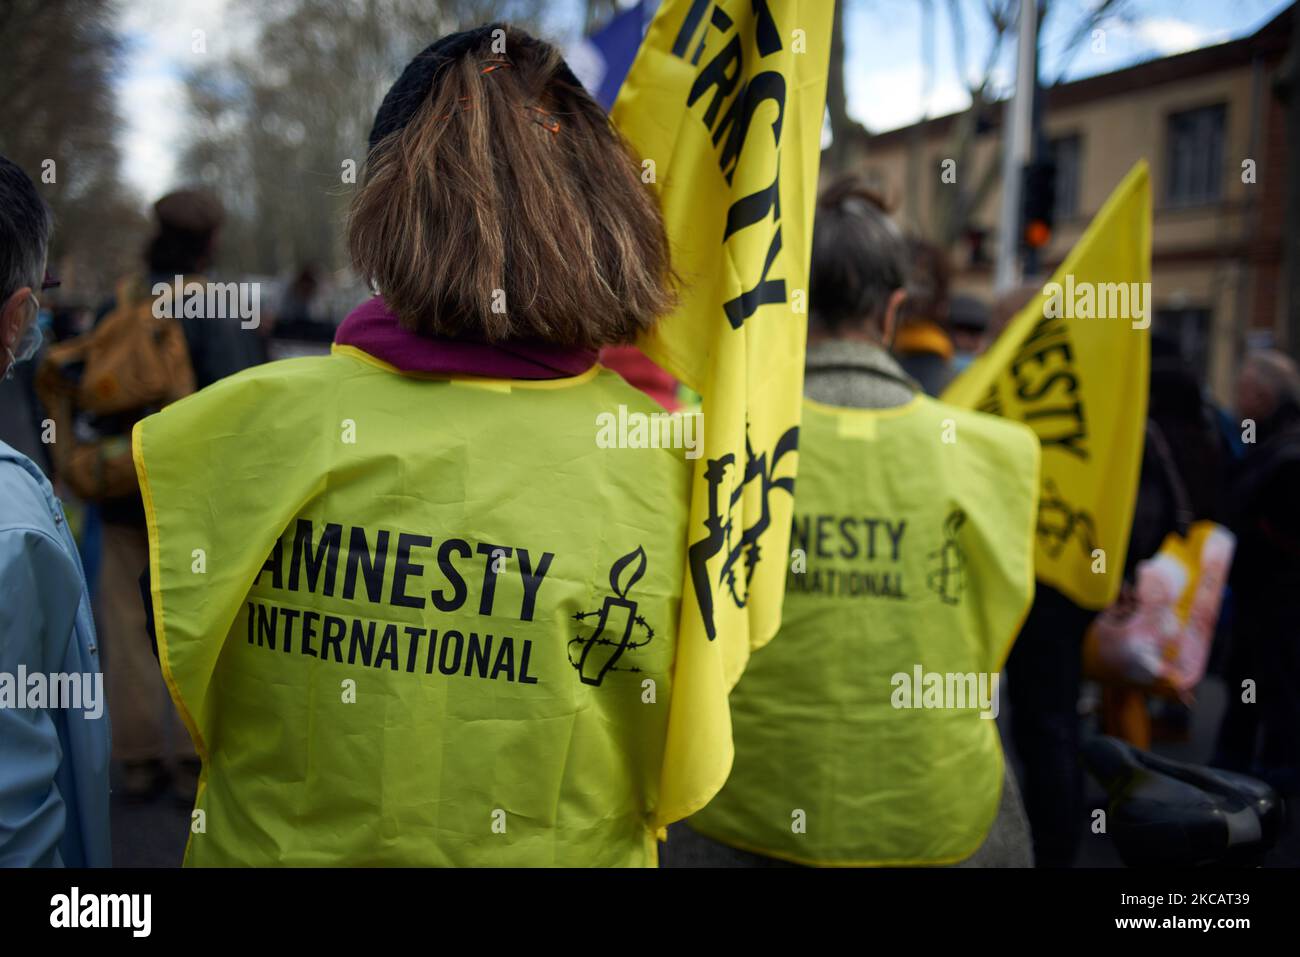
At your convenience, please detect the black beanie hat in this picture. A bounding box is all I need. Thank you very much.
[367,22,584,153]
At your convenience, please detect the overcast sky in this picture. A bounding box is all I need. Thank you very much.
[115,0,1293,198]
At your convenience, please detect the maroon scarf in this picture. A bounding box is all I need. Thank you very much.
[334,296,597,379]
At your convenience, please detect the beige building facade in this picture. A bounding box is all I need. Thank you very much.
[856,6,1293,403]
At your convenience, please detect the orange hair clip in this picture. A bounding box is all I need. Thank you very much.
[526,105,560,135]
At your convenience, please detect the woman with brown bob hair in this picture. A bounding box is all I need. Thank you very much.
[350,24,672,347]
[132,24,694,866]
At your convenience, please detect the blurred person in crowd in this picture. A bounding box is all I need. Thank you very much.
[1092,342,1231,745]
[0,316,51,474]
[0,272,56,476]
[270,263,322,341]
[1007,574,1093,863]
[0,154,110,866]
[39,188,264,803]
[675,178,1037,868]
[1214,350,1300,793]
[128,189,268,381]
[948,294,991,374]
[130,25,690,866]
[891,236,954,396]
[1126,340,1230,582]
[101,190,248,802]
[278,264,319,324]
[1006,341,1233,867]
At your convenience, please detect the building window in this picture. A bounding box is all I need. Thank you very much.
[1155,307,1213,383]
[1165,105,1226,206]
[1047,134,1082,221]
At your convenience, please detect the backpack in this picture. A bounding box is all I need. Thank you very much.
[36,275,197,501]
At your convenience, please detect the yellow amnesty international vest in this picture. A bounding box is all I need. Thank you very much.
[690,395,1039,866]
[132,345,690,866]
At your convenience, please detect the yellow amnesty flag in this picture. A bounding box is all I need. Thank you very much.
[943,161,1152,610]
[611,0,832,824]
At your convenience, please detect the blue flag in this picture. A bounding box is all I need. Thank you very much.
[569,1,650,110]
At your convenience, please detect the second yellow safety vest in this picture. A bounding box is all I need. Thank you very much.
[690,394,1039,865]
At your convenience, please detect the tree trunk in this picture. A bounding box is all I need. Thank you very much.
[824,0,869,174]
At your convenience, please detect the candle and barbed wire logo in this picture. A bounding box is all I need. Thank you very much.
[569,545,656,686]
[926,508,967,605]
[1036,477,1097,559]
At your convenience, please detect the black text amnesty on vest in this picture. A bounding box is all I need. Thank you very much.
[788,513,908,599]
[244,519,553,684]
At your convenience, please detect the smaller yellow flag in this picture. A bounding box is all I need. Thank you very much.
[943,161,1152,610]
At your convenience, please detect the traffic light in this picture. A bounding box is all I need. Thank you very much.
[1020,159,1057,250]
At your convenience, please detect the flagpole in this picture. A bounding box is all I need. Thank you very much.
[995,0,1037,293]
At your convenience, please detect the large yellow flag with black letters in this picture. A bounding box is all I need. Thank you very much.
[611,0,832,824]
[943,161,1152,611]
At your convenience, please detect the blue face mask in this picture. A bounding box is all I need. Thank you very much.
[951,351,975,374]
[3,294,44,381]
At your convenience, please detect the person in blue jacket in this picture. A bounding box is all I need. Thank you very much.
[0,154,110,866]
